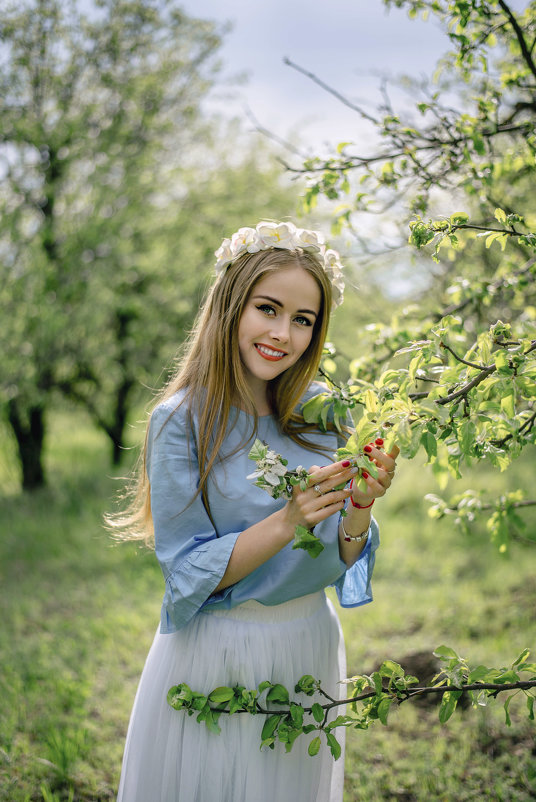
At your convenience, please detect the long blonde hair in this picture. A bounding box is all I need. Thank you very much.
[108,247,334,545]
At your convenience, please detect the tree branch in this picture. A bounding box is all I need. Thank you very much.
[283,57,379,125]
[497,0,536,80]
[440,342,489,370]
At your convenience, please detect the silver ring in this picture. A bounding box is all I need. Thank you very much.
[313,484,323,496]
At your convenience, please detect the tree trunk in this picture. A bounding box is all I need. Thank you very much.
[7,399,46,489]
[110,375,134,466]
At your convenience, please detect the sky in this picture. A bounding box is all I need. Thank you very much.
[178,0,459,154]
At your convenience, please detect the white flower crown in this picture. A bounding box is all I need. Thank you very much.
[214,221,345,309]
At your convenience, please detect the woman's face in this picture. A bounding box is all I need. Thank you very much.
[237,265,322,400]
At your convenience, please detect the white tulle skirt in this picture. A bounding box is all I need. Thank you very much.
[116,591,346,802]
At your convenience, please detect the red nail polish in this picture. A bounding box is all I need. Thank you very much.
[364,445,372,453]
[342,460,351,467]
[375,438,384,446]
[362,471,369,479]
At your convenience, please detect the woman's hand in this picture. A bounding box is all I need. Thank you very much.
[351,438,400,507]
[281,459,359,530]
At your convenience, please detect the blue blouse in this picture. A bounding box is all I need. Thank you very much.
[147,387,380,633]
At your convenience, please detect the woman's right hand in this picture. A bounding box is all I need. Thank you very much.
[282,460,359,530]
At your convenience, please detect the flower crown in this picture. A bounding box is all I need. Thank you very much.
[214,221,345,309]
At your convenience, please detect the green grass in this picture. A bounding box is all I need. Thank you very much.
[0,407,534,801]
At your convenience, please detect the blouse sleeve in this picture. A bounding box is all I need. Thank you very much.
[332,516,380,608]
[147,401,241,632]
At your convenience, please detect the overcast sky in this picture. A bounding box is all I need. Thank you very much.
[179,0,460,153]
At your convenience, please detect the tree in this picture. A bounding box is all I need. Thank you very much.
[0,0,301,487]
[279,0,536,549]
[0,0,224,486]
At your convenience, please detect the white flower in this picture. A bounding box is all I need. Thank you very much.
[256,221,296,250]
[214,221,345,307]
[264,471,284,486]
[294,228,325,252]
[214,238,233,274]
[231,227,257,256]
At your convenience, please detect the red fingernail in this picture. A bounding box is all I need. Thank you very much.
[375,438,384,446]
[342,460,351,467]
[362,471,369,479]
[364,445,372,453]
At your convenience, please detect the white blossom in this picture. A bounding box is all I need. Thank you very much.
[214,222,345,307]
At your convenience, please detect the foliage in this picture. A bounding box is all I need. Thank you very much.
[247,438,378,557]
[0,0,223,480]
[0,0,301,486]
[275,0,536,547]
[168,646,536,758]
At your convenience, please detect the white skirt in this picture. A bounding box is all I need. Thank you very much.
[117,591,346,802]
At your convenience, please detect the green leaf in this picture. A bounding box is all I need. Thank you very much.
[494,208,507,224]
[421,430,437,460]
[503,694,513,727]
[261,715,281,742]
[302,394,329,424]
[295,675,318,696]
[500,391,515,419]
[468,665,493,683]
[266,684,289,705]
[308,735,321,756]
[311,703,324,723]
[459,419,476,455]
[289,703,304,728]
[292,525,325,558]
[248,439,267,462]
[439,690,461,724]
[512,648,530,668]
[325,731,342,760]
[364,388,378,413]
[378,697,392,725]
[208,686,234,706]
[434,645,460,661]
[380,660,405,679]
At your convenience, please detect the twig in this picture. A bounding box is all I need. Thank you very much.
[208,679,536,717]
[283,57,379,125]
[497,0,536,81]
[440,342,489,371]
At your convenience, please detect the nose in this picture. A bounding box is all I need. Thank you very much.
[269,315,290,343]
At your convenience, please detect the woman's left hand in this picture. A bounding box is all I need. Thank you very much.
[351,439,400,507]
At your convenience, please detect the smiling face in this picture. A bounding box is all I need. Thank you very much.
[237,264,322,411]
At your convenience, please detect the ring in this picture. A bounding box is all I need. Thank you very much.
[387,469,395,476]
[313,484,323,496]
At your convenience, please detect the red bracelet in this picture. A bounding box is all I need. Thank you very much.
[349,479,375,509]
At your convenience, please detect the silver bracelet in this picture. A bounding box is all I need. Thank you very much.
[340,515,369,543]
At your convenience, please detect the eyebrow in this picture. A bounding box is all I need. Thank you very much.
[252,294,318,318]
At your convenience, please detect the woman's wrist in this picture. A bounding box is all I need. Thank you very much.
[340,502,372,535]
[349,477,375,509]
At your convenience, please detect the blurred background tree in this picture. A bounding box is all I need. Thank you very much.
[0,0,299,487]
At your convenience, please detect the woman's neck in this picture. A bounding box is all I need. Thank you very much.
[235,379,272,416]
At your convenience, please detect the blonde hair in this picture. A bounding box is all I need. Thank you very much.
[107,247,334,545]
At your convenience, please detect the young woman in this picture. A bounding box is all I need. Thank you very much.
[112,221,399,802]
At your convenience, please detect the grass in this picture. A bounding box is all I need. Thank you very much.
[0,406,534,801]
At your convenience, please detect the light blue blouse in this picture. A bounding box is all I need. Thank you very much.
[147,387,380,633]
